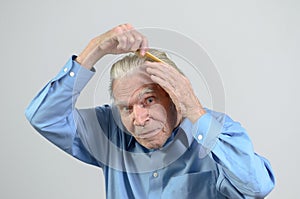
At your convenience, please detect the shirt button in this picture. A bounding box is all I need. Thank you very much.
[63,67,68,72]
[197,134,203,141]
[153,172,158,178]
[69,71,75,77]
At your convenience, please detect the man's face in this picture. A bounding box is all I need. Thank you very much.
[112,66,178,149]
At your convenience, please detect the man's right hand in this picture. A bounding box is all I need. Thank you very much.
[76,24,148,70]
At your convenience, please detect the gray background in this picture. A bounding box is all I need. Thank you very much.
[1,0,299,198]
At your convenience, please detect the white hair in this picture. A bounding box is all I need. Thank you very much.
[109,49,183,98]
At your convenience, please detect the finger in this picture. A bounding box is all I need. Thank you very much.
[139,35,149,56]
[150,74,182,113]
[150,75,175,94]
[145,62,179,85]
[146,62,190,106]
[116,31,134,51]
[124,32,136,51]
[147,68,179,100]
[124,23,134,30]
[144,61,174,74]
[130,30,147,52]
[125,25,148,55]
[111,24,148,53]
[103,25,124,47]
[112,24,134,51]
[118,26,148,53]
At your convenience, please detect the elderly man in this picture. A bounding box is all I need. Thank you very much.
[25,24,275,198]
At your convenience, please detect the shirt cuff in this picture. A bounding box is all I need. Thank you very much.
[54,56,95,93]
[181,113,223,158]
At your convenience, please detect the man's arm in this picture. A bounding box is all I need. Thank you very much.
[25,24,148,164]
[194,110,275,197]
[76,23,148,70]
[25,57,99,165]
[144,61,275,197]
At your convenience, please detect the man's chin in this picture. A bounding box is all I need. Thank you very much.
[136,138,165,150]
[143,143,164,150]
[133,129,172,150]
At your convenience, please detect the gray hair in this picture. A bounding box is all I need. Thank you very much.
[109,49,183,98]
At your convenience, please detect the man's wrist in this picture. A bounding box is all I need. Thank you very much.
[188,107,206,124]
[76,40,106,70]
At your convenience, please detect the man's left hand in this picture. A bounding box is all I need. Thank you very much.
[144,61,206,123]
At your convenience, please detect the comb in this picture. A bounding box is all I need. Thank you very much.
[135,50,166,63]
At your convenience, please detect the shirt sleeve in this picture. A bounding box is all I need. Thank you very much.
[188,109,275,198]
[25,56,99,166]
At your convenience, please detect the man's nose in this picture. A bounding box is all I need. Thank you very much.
[133,104,149,126]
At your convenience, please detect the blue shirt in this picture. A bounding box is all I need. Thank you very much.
[25,56,275,199]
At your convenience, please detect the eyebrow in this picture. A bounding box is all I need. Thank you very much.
[114,86,156,106]
[138,87,155,99]
[114,99,131,107]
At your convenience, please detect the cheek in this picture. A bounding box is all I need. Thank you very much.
[120,116,133,132]
[119,104,172,134]
[151,102,178,129]
[149,104,168,122]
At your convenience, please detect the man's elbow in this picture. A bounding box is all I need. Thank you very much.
[25,107,56,131]
[255,176,275,198]
[241,175,275,198]
[25,108,44,130]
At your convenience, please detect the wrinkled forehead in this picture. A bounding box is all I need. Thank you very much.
[114,84,164,107]
[112,66,155,102]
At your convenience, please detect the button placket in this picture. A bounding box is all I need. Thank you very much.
[149,170,162,198]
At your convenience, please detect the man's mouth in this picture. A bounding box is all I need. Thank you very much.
[136,129,161,139]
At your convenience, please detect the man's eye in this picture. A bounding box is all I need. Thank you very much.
[145,97,155,105]
[120,106,132,113]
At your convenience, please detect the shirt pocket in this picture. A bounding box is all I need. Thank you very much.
[161,170,221,199]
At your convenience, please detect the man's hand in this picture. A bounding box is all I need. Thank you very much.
[145,61,206,123]
[76,24,148,70]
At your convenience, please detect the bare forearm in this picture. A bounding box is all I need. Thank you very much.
[75,38,106,70]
